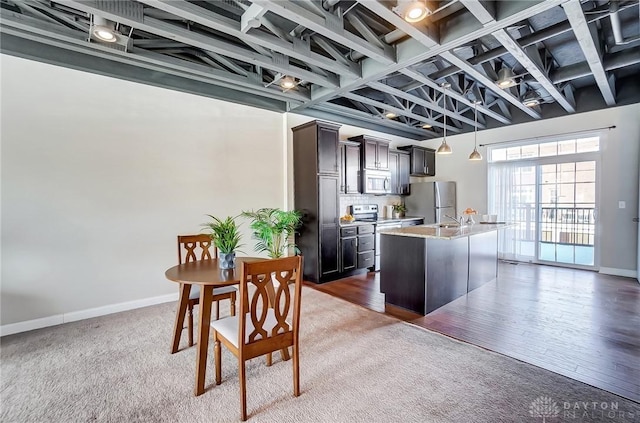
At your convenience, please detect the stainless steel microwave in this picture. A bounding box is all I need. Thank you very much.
[362,169,391,194]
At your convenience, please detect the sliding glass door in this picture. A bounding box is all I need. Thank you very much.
[539,161,596,266]
[488,136,599,269]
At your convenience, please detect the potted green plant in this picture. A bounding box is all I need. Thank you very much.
[392,203,407,219]
[241,208,302,258]
[202,215,243,269]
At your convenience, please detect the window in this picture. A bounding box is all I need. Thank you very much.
[489,136,599,163]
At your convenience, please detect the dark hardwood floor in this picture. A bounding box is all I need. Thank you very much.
[308,262,640,403]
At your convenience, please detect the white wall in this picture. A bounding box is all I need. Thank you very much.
[286,104,640,274]
[1,55,286,326]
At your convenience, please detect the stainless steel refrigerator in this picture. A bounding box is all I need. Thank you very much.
[405,181,457,224]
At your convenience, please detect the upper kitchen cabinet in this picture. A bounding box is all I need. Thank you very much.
[339,141,360,194]
[389,150,411,195]
[348,135,390,171]
[294,120,340,175]
[399,145,436,176]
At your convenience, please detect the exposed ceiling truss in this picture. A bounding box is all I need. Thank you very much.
[1,0,638,140]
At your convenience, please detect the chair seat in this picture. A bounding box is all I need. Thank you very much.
[211,309,289,348]
[189,284,237,300]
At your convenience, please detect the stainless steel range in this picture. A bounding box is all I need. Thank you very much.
[350,204,378,222]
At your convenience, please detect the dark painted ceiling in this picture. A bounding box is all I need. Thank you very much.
[1,0,639,139]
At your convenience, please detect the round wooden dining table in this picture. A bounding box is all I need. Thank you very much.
[165,257,264,396]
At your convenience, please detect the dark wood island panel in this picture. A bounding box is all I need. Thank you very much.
[468,231,498,292]
[379,226,501,315]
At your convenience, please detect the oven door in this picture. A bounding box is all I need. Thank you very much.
[363,169,391,194]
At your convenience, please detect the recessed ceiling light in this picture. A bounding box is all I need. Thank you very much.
[280,76,296,90]
[393,0,431,23]
[384,111,397,119]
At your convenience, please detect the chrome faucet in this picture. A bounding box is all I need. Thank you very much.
[444,214,464,226]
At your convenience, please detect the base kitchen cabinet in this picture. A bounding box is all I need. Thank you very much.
[340,224,375,273]
[293,120,342,283]
[340,227,358,272]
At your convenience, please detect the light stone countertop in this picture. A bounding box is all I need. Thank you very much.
[378,223,514,240]
[339,216,424,227]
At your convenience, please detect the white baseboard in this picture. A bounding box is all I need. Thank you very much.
[0,315,65,338]
[599,267,638,279]
[0,292,179,337]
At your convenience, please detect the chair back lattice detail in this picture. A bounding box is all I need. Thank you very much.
[239,257,302,348]
[177,234,218,264]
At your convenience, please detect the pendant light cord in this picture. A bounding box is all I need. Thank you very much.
[443,86,447,142]
[474,102,478,147]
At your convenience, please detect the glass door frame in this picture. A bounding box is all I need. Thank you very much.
[533,152,600,270]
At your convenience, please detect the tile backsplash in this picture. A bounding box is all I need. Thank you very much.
[339,194,403,218]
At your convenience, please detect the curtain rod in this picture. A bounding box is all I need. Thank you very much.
[478,125,616,148]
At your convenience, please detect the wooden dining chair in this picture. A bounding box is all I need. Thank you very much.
[177,234,237,347]
[211,255,303,421]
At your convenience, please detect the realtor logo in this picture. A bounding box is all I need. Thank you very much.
[530,396,560,421]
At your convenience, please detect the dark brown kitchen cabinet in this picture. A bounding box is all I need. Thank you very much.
[399,152,411,193]
[348,135,390,170]
[340,235,357,272]
[340,223,375,273]
[318,126,339,174]
[389,151,399,195]
[389,150,411,195]
[399,145,436,176]
[338,141,360,194]
[292,120,341,283]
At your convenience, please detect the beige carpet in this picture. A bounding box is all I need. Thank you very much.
[2,287,639,422]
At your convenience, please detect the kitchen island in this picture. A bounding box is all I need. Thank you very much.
[379,223,508,314]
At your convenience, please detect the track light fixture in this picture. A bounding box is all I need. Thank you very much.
[496,68,517,88]
[393,0,431,23]
[468,101,483,161]
[279,76,297,90]
[92,15,118,43]
[523,90,541,107]
[436,82,452,155]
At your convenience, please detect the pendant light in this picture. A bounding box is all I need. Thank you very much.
[468,101,483,161]
[436,82,452,155]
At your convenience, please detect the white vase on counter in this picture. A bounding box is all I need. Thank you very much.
[385,205,394,218]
